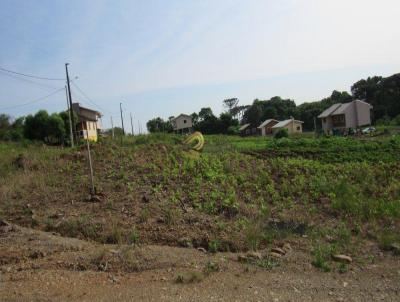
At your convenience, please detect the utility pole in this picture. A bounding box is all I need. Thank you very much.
[65,86,74,147]
[130,113,134,136]
[120,102,125,135]
[110,116,115,139]
[65,63,76,144]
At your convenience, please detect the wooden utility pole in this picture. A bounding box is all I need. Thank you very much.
[110,116,115,139]
[120,102,125,135]
[130,113,134,136]
[65,86,74,147]
[65,63,76,144]
[86,139,95,195]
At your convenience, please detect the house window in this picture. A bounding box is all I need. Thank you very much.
[297,126,300,131]
[323,118,326,123]
[183,120,187,124]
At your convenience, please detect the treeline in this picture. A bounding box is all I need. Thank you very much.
[0,110,75,144]
[147,72,400,133]
[146,104,239,135]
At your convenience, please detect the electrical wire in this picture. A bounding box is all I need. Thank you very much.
[0,87,65,111]
[0,66,65,81]
[0,69,60,90]
[71,81,114,115]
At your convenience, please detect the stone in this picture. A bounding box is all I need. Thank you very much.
[332,254,352,263]
[246,251,262,260]
[270,252,282,259]
[197,247,207,253]
[282,243,292,253]
[271,247,286,256]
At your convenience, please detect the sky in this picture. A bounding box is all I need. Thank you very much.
[1,0,400,131]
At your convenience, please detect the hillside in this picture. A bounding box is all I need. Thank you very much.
[1,134,400,300]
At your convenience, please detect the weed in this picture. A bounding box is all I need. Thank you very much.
[138,207,150,223]
[175,271,204,284]
[312,244,334,272]
[208,239,220,253]
[90,248,108,271]
[244,222,263,251]
[128,228,140,245]
[203,261,220,275]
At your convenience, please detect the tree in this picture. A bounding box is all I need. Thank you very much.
[146,117,172,133]
[23,110,65,144]
[223,98,239,118]
[198,107,214,121]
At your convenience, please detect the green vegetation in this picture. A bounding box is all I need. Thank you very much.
[0,133,399,265]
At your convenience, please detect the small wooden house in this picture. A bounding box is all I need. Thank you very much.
[72,103,102,141]
[271,118,303,135]
[170,114,193,134]
[258,119,279,136]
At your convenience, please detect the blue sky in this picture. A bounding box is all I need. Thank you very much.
[1,0,400,131]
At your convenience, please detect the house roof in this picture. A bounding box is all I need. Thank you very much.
[272,119,304,129]
[317,103,342,118]
[318,100,373,118]
[170,114,191,121]
[257,119,278,129]
[239,123,251,131]
[72,103,102,116]
[331,102,351,115]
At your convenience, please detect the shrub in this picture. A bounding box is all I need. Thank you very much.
[274,128,289,139]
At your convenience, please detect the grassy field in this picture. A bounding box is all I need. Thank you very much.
[1,133,399,272]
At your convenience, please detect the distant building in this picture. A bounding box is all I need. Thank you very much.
[170,114,193,134]
[239,123,259,136]
[271,118,303,135]
[72,103,102,141]
[257,119,279,136]
[318,100,372,134]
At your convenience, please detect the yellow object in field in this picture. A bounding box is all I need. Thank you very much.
[183,131,204,151]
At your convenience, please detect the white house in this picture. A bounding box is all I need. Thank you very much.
[170,114,193,134]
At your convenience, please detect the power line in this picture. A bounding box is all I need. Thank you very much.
[0,87,65,111]
[71,81,113,115]
[0,69,60,90]
[0,66,65,81]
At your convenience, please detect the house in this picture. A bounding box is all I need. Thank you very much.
[257,119,279,136]
[239,123,251,136]
[318,100,372,134]
[239,123,258,136]
[170,114,193,134]
[271,118,303,135]
[72,103,102,141]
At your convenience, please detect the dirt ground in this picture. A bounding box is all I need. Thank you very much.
[1,222,399,302]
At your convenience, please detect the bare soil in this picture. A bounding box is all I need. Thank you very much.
[1,223,399,302]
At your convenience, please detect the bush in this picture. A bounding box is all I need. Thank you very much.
[274,128,289,139]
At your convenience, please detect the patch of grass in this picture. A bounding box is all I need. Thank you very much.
[175,271,204,284]
[138,207,150,223]
[128,227,140,245]
[312,244,335,272]
[90,248,108,271]
[203,261,220,275]
[378,230,400,254]
[208,239,221,253]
